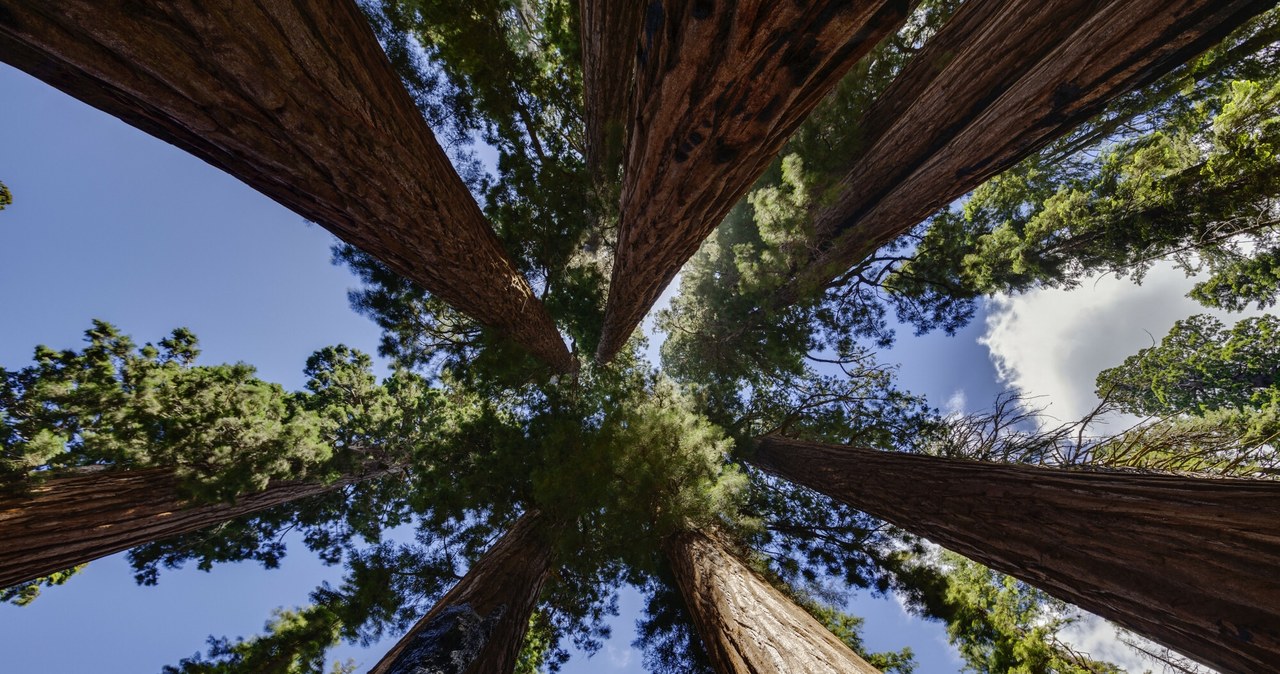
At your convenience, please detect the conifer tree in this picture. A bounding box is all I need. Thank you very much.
[3,1,1279,672]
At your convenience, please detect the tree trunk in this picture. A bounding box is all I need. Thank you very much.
[578,0,646,188]
[664,528,881,674]
[0,0,575,373]
[0,467,366,589]
[781,0,1271,301]
[750,435,1280,673]
[369,511,555,674]
[594,0,912,363]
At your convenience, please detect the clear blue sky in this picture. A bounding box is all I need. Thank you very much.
[0,61,999,672]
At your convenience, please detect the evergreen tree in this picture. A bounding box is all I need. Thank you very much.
[3,1,1279,673]
[1097,314,1280,416]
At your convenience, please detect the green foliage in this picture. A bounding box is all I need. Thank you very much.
[0,180,11,211]
[0,565,84,606]
[531,374,747,576]
[799,599,916,673]
[515,612,556,674]
[1097,314,1280,416]
[164,605,354,674]
[0,321,333,500]
[935,553,1123,674]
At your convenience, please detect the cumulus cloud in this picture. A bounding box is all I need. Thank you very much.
[1059,614,1152,672]
[979,263,1261,427]
[980,262,1252,671]
[943,389,968,415]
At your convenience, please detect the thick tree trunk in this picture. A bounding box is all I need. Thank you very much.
[594,0,912,363]
[578,0,645,187]
[781,0,1272,301]
[750,435,1280,673]
[0,0,574,373]
[369,511,555,674]
[664,528,881,674]
[0,467,364,589]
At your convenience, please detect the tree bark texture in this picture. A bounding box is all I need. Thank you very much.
[578,0,646,187]
[664,528,881,674]
[0,467,355,589]
[369,511,555,674]
[0,0,575,373]
[782,0,1272,301]
[594,0,913,363]
[750,435,1280,673]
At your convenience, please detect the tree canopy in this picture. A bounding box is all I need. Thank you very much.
[2,1,1278,673]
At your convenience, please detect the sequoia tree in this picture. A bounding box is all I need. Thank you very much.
[0,467,374,592]
[0,325,431,592]
[369,511,557,674]
[595,0,913,362]
[750,435,1280,672]
[664,528,881,674]
[0,0,574,372]
[4,0,1280,672]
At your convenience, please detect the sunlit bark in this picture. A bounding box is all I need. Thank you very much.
[665,528,882,674]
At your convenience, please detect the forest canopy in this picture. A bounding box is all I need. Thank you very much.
[1,1,1278,673]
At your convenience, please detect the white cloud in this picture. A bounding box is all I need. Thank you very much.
[1059,614,1151,672]
[604,641,636,669]
[943,389,968,415]
[1059,612,1221,674]
[979,263,1261,427]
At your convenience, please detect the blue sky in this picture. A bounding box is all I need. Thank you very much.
[5,51,1218,671]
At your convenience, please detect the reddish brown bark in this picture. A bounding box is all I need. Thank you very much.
[750,435,1280,673]
[595,0,913,363]
[0,468,360,589]
[578,0,646,186]
[781,0,1272,301]
[0,0,574,373]
[665,528,881,674]
[369,511,555,674]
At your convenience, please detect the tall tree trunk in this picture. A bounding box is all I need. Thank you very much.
[0,0,575,373]
[780,0,1271,302]
[578,0,645,188]
[369,511,556,674]
[0,467,369,589]
[750,435,1280,673]
[664,528,881,674]
[594,0,912,364]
